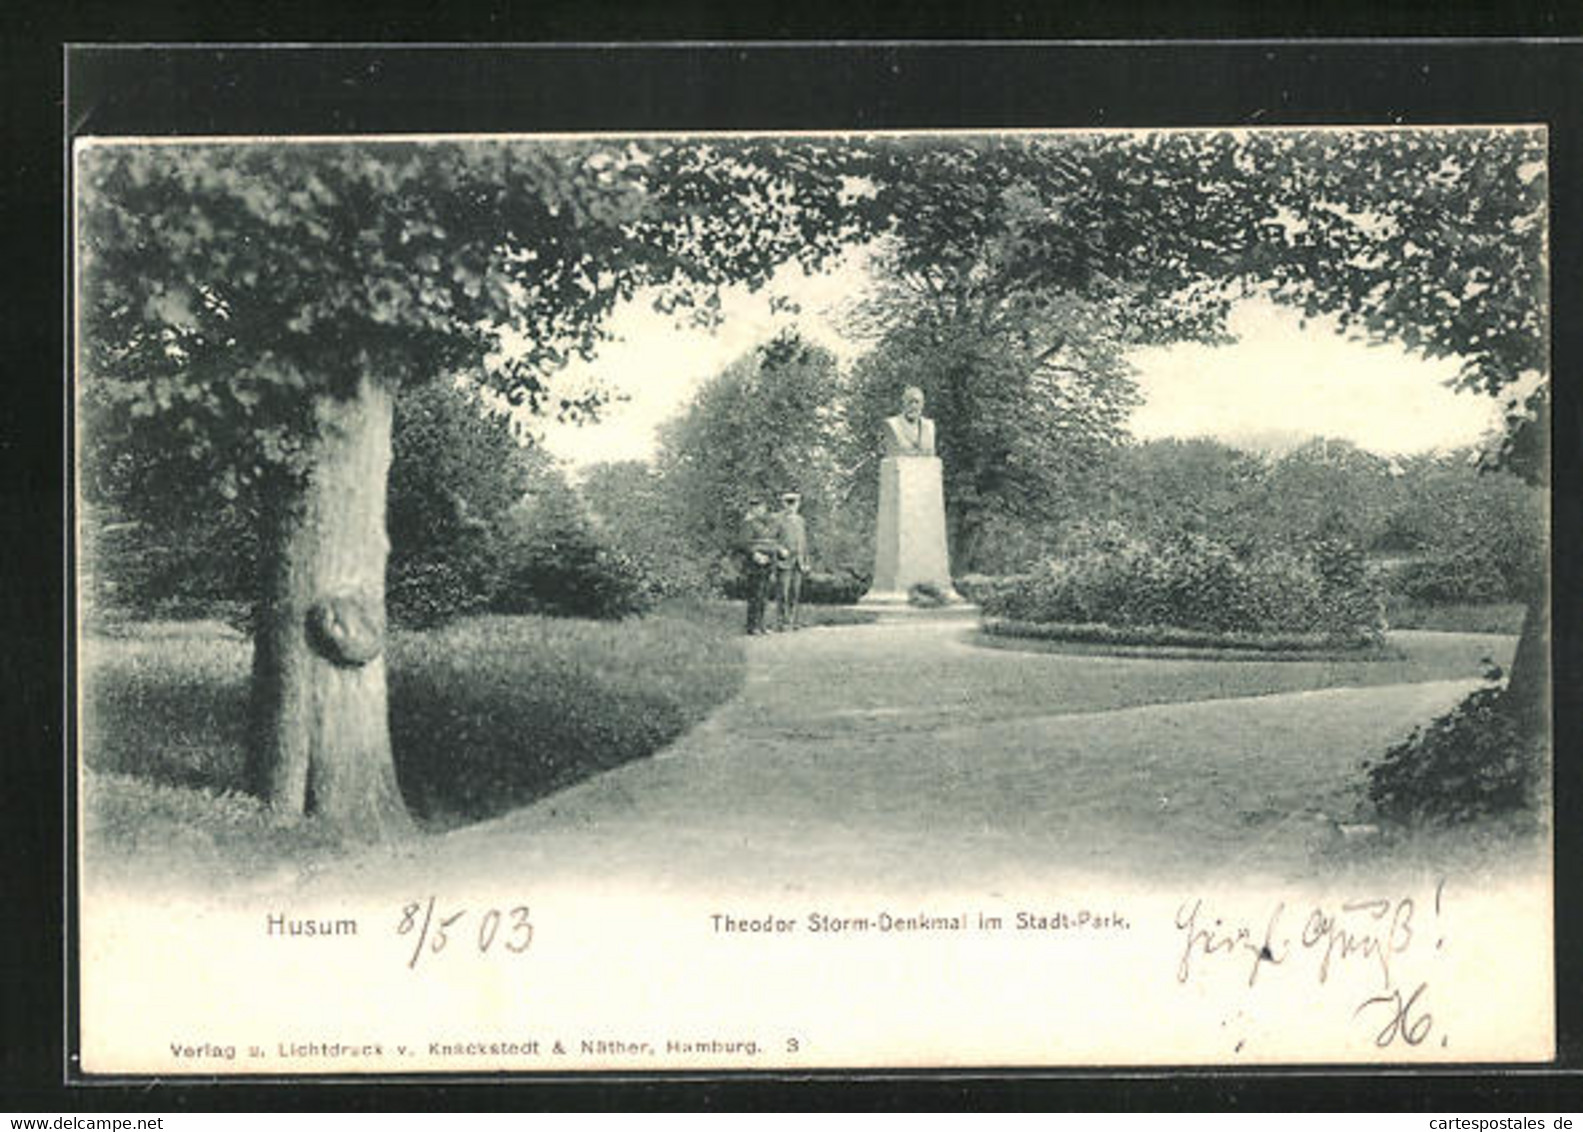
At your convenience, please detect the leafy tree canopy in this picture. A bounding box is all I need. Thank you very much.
[81,128,1550,518]
[77,138,873,511]
[655,330,848,568]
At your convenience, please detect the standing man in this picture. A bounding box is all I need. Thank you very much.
[740,497,779,636]
[774,489,810,631]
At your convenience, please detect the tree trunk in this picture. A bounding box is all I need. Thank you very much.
[246,376,412,841]
[1506,590,1550,738]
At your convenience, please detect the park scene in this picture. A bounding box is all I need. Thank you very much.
[76,129,1551,898]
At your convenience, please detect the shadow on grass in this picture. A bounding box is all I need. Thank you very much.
[389,613,744,824]
[80,611,748,880]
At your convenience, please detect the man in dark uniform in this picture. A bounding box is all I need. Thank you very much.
[774,490,810,631]
[740,497,780,635]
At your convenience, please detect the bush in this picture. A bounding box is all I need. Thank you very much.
[1395,551,1511,605]
[385,381,536,628]
[980,617,1395,656]
[495,491,658,621]
[722,568,868,605]
[496,540,656,621]
[388,539,501,629]
[979,524,1385,645]
[908,581,950,608]
[954,573,1027,606]
[1365,685,1545,826]
[803,570,868,605]
[81,506,258,626]
[390,613,744,821]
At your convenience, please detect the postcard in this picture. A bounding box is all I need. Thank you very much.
[70,64,1555,1074]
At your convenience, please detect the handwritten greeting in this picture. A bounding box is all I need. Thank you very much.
[1173,879,1448,1049]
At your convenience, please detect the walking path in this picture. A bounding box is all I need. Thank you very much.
[316,620,1518,899]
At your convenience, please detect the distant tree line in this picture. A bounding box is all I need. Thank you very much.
[85,329,1543,634]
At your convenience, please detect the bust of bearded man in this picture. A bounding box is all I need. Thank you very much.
[881,386,936,457]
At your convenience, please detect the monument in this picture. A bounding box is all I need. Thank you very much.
[861,387,963,605]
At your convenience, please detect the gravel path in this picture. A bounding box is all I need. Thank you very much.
[313,621,1518,899]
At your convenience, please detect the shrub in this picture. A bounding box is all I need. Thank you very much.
[980,617,1400,656]
[80,505,258,625]
[803,570,869,605]
[979,524,1384,645]
[495,491,657,621]
[722,568,867,605]
[1364,685,1545,826]
[388,539,501,629]
[1395,550,1511,604]
[389,613,743,821]
[908,581,950,608]
[496,540,656,621]
[954,573,1026,606]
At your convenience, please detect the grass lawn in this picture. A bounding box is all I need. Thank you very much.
[654,595,881,631]
[80,607,747,885]
[395,620,1539,893]
[731,622,1517,742]
[79,597,1527,891]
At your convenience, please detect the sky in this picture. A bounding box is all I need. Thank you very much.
[531,253,1504,470]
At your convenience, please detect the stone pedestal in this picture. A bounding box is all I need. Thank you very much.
[861,456,962,605]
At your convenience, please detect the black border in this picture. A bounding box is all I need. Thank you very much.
[6,29,1582,1113]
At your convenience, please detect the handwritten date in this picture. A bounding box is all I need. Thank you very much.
[397,898,533,969]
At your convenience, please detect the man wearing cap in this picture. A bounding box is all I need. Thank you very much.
[739,497,780,636]
[773,490,810,631]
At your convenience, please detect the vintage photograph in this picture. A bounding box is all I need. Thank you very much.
[73,125,1553,1073]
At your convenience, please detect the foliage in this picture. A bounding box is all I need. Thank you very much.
[1090,438,1545,609]
[77,139,874,510]
[980,618,1398,657]
[494,475,657,620]
[79,499,258,627]
[1377,452,1547,603]
[83,379,547,629]
[578,459,716,598]
[389,613,744,822]
[1242,129,1548,480]
[908,582,951,608]
[1394,553,1510,605]
[1100,439,1272,551]
[846,314,1135,573]
[979,522,1385,645]
[721,568,867,605]
[952,573,1028,606]
[1365,685,1545,826]
[1255,440,1399,550]
[854,134,1268,349]
[656,330,854,576]
[386,381,540,627]
[802,570,869,606]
